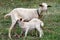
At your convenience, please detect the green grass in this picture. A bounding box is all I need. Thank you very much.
[0,0,60,40]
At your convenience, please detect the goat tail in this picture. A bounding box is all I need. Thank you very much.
[4,13,11,18]
[40,21,44,27]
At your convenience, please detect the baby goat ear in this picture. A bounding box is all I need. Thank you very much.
[20,18,22,21]
[47,5,52,7]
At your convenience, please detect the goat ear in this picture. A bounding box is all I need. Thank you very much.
[39,5,43,7]
[47,5,52,7]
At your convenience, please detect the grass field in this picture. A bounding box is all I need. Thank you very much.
[0,0,60,40]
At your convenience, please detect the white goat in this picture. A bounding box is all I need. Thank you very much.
[9,18,44,38]
[4,3,51,39]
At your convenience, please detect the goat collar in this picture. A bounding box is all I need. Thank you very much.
[37,9,40,16]
[37,9,43,18]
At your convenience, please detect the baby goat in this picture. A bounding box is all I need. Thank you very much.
[9,18,44,39]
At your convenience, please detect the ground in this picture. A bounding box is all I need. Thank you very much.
[0,0,60,40]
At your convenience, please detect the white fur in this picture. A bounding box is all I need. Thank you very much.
[18,18,44,37]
